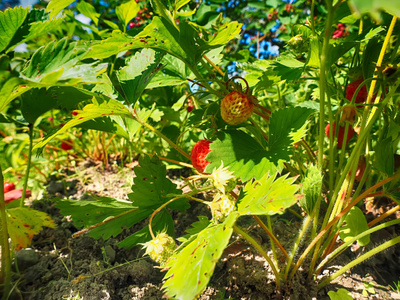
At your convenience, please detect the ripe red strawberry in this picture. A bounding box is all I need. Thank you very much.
[191,140,211,173]
[346,78,368,104]
[4,182,16,193]
[221,91,254,125]
[61,140,73,151]
[325,122,355,148]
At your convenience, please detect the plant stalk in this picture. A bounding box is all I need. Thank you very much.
[289,171,400,279]
[233,225,281,290]
[0,165,12,300]
[318,234,400,289]
[21,123,34,206]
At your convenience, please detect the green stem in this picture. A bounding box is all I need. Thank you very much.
[289,172,400,280]
[285,215,312,280]
[318,234,400,289]
[21,123,34,206]
[233,225,281,290]
[133,110,191,160]
[316,218,400,274]
[253,216,289,259]
[0,165,12,300]
[317,0,334,170]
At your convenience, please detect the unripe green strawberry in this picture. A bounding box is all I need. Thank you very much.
[210,193,236,223]
[142,232,176,265]
[191,140,211,173]
[325,121,355,149]
[221,91,254,125]
[287,34,309,54]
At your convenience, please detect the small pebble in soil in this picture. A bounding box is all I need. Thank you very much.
[15,248,40,271]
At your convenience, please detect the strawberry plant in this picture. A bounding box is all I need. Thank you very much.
[1,0,400,299]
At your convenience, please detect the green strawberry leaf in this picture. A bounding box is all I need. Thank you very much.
[86,17,193,64]
[128,155,188,212]
[56,197,140,240]
[6,207,55,251]
[7,9,65,52]
[0,6,29,53]
[163,212,239,300]
[86,17,241,66]
[57,156,186,242]
[328,288,353,300]
[118,209,174,249]
[77,116,130,140]
[339,206,370,247]
[268,106,314,157]
[374,137,394,176]
[33,96,132,150]
[46,0,75,19]
[178,216,211,242]
[197,21,242,53]
[150,0,175,26]
[147,54,192,88]
[117,48,165,105]
[77,0,100,26]
[237,172,300,216]
[205,129,283,181]
[0,55,24,113]
[271,55,305,81]
[349,0,400,19]
[20,37,107,86]
[20,87,94,124]
[116,0,140,29]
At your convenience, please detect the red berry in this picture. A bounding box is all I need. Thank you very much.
[61,140,73,151]
[346,78,368,104]
[325,122,355,148]
[187,104,194,113]
[221,91,254,125]
[129,22,135,28]
[191,140,211,173]
[4,182,16,193]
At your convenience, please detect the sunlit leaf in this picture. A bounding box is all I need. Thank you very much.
[46,0,75,19]
[77,0,100,26]
[33,96,132,150]
[268,107,313,155]
[163,212,238,299]
[205,129,282,181]
[21,38,107,86]
[117,48,164,104]
[237,172,300,216]
[56,197,139,240]
[339,206,370,247]
[271,55,304,81]
[348,0,400,19]
[86,17,192,64]
[116,0,140,29]
[0,6,29,53]
[328,288,353,300]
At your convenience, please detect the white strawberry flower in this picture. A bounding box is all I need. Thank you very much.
[210,163,236,194]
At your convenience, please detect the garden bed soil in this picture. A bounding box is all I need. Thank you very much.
[8,162,400,300]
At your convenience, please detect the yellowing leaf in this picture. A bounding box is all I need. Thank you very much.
[6,207,55,251]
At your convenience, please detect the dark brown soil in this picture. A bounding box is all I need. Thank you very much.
[7,164,400,300]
